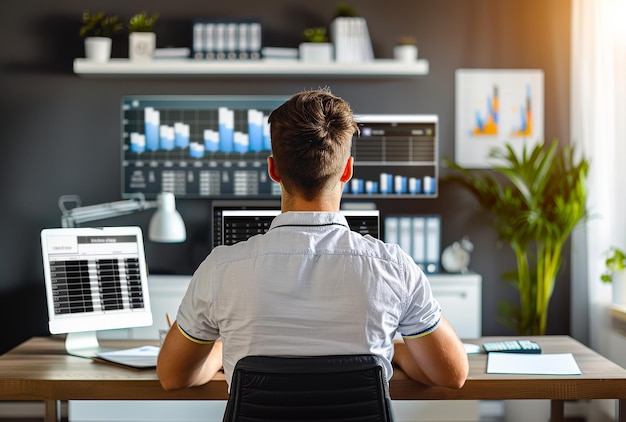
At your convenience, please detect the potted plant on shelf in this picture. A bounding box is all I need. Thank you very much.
[127,11,159,61]
[299,27,333,62]
[394,36,418,62]
[80,11,123,62]
[444,139,589,335]
[601,247,626,306]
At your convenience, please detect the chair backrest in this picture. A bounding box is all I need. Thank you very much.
[222,354,395,422]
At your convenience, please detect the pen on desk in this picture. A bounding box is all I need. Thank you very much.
[166,313,173,328]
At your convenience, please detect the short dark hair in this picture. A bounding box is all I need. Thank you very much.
[268,89,358,200]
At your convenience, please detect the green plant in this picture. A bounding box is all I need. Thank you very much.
[334,2,360,17]
[443,139,589,335]
[128,12,159,33]
[601,247,626,283]
[302,27,329,43]
[80,11,123,38]
[397,36,417,46]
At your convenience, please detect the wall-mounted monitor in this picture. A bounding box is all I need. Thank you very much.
[121,95,288,199]
[40,226,153,357]
[349,114,438,198]
[121,96,438,199]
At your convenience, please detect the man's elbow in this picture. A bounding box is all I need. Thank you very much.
[157,366,191,391]
[437,364,469,389]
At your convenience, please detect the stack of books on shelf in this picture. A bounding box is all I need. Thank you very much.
[330,17,374,62]
[192,18,262,60]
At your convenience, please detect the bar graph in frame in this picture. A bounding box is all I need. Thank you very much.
[455,69,544,169]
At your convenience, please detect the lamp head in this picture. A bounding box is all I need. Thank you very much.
[148,192,186,243]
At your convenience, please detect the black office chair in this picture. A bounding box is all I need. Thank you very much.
[222,354,395,422]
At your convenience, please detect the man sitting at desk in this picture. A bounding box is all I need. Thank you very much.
[157,88,469,391]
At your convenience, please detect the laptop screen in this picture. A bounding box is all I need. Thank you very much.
[220,209,380,246]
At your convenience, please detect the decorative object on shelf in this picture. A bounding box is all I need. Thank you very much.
[299,27,333,62]
[601,247,626,306]
[192,19,262,60]
[80,11,123,62]
[330,4,374,63]
[394,36,418,62]
[441,237,474,274]
[444,139,589,335]
[127,11,159,61]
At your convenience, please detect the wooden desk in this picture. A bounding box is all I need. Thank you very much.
[1,336,625,422]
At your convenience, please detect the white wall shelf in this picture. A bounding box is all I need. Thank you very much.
[73,58,429,78]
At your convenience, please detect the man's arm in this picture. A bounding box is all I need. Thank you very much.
[392,316,468,389]
[157,321,223,391]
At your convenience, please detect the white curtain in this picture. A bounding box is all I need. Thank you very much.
[571,0,626,417]
[572,0,626,347]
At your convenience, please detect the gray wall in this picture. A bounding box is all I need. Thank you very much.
[0,0,571,353]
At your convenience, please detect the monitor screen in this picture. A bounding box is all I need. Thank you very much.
[121,96,438,200]
[350,114,438,198]
[211,199,281,248]
[220,209,380,246]
[40,226,153,357]
[121,95,288,199]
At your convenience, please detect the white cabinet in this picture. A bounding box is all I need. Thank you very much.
[429,273,482,339]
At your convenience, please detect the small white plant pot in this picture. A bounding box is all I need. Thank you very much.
[299,43,333,62]
[84,37,112,62]
[129,32,156,61]
[613,271,626,306]
[393,44,418,62]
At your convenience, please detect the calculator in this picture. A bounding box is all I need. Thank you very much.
[482,340,542,354]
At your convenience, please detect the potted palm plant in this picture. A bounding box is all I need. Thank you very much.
[444,139,589,335]
[127,12,159,61]
[80,11,123,62]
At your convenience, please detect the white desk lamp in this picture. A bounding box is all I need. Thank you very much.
[59,192,186,243]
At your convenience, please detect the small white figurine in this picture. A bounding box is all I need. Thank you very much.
[441,236,474,273]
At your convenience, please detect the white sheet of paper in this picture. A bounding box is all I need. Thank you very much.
[95,345,159,368]
[487,352,582,375]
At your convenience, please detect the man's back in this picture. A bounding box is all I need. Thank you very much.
[177,212,441,385]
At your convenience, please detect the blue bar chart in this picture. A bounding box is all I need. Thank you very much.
[122,97,439,199]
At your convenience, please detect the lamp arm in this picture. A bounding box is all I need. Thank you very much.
[60,193,157,228]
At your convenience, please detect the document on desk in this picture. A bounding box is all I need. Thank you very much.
[93,346,159,369]
[487,352,582,375]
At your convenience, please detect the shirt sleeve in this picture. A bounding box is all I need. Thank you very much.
[396,251,442,338]
[176,256,220,344]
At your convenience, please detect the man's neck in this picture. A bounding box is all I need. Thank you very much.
[281,193,342,213]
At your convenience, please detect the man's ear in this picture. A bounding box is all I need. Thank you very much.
[267,156,281,183]
[340,156,353,183]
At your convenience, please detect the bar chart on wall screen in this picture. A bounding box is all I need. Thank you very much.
[121,96,439,199]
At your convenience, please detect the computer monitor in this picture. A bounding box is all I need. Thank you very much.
[40,226,153,358]
[121,95,288,199]
[121,96,438,200]
[211,199,281,248]
[349,114,439,198]
[220,209,380,246]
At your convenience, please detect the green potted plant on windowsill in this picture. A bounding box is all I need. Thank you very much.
[601,247,626,306]
[299,27,333,62]
[443,139,589,335]
[80,11,123,62]
[127,11,159,61]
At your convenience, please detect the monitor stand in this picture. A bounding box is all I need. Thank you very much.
[65,331,114,358]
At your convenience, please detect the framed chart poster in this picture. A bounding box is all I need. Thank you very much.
[455,69,544,168]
